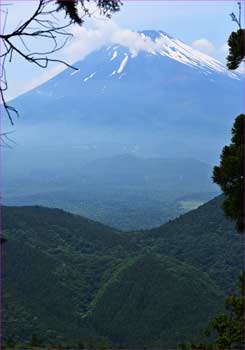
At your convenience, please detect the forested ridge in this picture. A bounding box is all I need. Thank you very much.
[2,196,243,348]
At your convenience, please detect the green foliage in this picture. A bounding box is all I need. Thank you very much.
[89,255,224,347]
[2,197,243,347]
[213,115,244,232]
[56,1,83,24]
[208,273,244,350]
[133,196,243,294]
[5,335,16,348]
[227,29,245,70]
[96,0,121,17]
[56,0,121,25]
[183,274,244,350]
[2,205,136,345]
[30,334,44,348]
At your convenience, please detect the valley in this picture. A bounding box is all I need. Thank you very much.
[3,154,218,230]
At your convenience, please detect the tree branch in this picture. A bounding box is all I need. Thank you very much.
[0,0,122,125]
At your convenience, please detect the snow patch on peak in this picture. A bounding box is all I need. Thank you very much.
[153,32,241,79]
[70,68,80,76]
[110,51,118,61]
[117,54,128,74]
[84,72,96,82]
[139,30,172,41]
[106,29,241,80]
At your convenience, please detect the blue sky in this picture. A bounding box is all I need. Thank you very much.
[114,1,242,47]
[2,0,243,100]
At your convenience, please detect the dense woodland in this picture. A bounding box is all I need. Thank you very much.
[2,196,243,348]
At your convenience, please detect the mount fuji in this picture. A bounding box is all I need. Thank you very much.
[7,30,243,162]
[3,30,244,229]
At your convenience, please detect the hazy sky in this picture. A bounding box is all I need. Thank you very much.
[2,0,243,100]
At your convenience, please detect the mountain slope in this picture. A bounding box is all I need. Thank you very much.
[6,30,243,163]
[2,196,243,346]
[89,255,224,347]
[2,206,136,344]
[132,196,243,294]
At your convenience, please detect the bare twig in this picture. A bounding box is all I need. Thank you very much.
[0,130,17,148]
[230,2,242,29]
[0,0,76,124]
[0,0,122,126]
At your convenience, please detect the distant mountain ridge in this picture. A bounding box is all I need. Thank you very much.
[3,155,218,230]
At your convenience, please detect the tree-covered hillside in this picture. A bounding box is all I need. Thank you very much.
[89,255,224,347]
[2,196,243,347]
[3,206,136,344]
[132,196,243,294]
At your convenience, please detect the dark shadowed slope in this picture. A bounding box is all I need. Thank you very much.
[2,196,243,346]
[89,255,224,347]
[132,196,243,294]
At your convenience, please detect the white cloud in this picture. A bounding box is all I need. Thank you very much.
[110,27,156,57]
[10,22,223,100]
[192,38,215,54]
[15,20,158,97]
[66,20,156,61]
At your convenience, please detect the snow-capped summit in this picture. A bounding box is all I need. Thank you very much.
[105,30,241,80]
[9,29,244,163]
[139,29,173,40]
